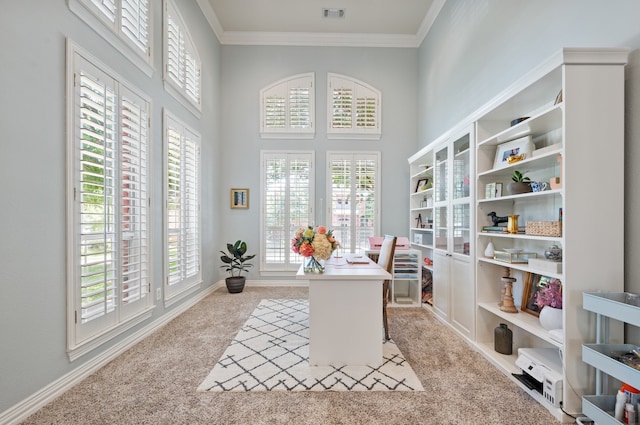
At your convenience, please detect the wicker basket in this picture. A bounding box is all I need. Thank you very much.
[525,221,562,237]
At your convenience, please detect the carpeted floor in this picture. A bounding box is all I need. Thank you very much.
[21,286,559,425]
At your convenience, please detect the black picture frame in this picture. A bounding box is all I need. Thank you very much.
[415,178,428,193]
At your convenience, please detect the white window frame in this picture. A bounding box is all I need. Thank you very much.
[68,0,153,77]
[163,0,202,118]
[260,73,315,139]
[66,39,153,361]
[326,152,380,254]
[163,110,202,304]
[327,73,382,140]
[260,151,315,273]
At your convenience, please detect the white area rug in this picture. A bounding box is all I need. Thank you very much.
[197,299,424,392]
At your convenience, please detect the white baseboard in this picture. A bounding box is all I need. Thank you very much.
[0,283,222,425]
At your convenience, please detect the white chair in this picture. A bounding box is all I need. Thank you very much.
[377,235,397,341]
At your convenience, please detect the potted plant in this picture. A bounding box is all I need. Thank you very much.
[507,170,532,195]
[220,240,255,293]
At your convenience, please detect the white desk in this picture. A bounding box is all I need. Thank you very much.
[296,255,392,367]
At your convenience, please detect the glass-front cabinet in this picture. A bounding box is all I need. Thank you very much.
[431,126,474,338]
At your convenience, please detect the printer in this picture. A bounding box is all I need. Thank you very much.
[514,348,563,407]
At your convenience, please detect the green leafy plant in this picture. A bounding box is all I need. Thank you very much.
[220,240,255,277]
[512,170,531,183]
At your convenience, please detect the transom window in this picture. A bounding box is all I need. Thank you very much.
[260,73,315,139]
[327,73,381,140]
[68,0,152,75]
[164,0,202,116]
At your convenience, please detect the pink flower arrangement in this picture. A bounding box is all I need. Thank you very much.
[535,279,563,309]
[291,226,339,261]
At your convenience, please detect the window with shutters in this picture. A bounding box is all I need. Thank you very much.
[261,151,315,272]
[327,152,380,253]
[66,41,152,359]
[260,73,315,139]
[327,74,381,140]
[163,0,202,117]
[68,0,152,75]
[164,111,202,300]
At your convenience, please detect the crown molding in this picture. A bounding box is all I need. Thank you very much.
[220,31,421,48]
[196,0,444,48]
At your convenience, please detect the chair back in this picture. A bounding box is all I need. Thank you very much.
[377,235,397,274]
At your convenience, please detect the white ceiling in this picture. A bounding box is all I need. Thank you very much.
[196,0,445,47]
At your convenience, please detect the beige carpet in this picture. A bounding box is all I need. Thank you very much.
[21,286,559,425]
[197,299,424,392]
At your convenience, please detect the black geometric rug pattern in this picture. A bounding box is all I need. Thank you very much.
[197,299,424,392]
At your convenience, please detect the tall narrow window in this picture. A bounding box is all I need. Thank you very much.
[261,151,314,272]
[164,0,202,116]
[327,152,380,253]
[67,42,152,358]
[327,73,381,139]
[260,73,315,139]
[68,0,151,73]
[164,111,201,300]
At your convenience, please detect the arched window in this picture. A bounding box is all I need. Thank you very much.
[327,73,381,139]
[260,73,315,139]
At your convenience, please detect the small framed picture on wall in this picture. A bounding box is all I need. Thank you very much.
[230,188,249,209]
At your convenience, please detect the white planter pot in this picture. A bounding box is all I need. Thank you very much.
[539,306,563,331]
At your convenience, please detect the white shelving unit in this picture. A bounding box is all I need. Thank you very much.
[581,292,640,425]
[365,249,422,307]
[408,47,628,422]
[474,48,627,421]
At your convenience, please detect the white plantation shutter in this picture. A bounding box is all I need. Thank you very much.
[164,0,201,111]
[260,73,314,138]
[165,112,201,296]
[69,46,152,351]
[327,152,380,254]
[77,65,118,330]
[74,0,150,59]
[327,74,381,139]
[261,151,314,271]
[121,0,149,52]
[119,88,149,314]
[90,0,116,22]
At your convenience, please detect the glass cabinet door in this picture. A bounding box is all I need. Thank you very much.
[452,133,471,256]
[434,144,448,203]
[434,206,448,250]
[453,134,470,200]
[452,203,470,255]
[434,144,449,250]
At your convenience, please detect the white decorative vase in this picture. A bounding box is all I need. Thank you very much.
[539,306,563,331]
[484,240,495,258]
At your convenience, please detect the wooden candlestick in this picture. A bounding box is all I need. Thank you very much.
[500,267,518,313]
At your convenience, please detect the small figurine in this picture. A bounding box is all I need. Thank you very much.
[488,211,508,226]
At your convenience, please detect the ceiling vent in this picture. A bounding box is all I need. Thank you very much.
[322,8,345,19]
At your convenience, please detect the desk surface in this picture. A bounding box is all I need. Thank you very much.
[295,255,391,280]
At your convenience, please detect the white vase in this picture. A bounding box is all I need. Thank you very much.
[539,306,563,331]
[484,240,495,258]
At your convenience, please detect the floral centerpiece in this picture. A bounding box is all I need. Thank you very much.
[291,225,339,273]
[535,278,563,331]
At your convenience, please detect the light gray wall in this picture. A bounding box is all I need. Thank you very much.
[417,0,640,341]
[0,0,221,412]
[218,46,418,276]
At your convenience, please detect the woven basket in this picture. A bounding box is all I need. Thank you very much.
[525,221,562,237]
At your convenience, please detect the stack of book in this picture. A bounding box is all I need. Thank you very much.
[481,225,525,234]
